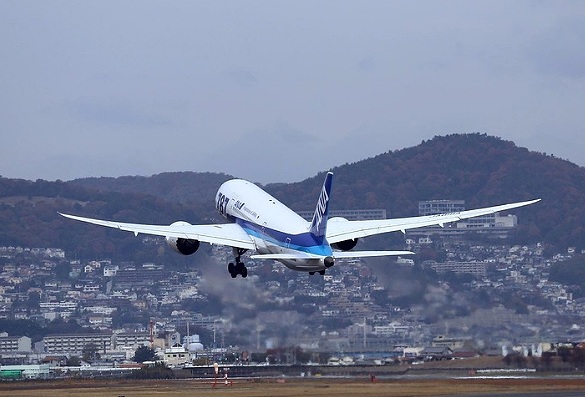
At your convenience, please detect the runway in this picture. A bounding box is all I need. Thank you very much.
[0,377,584,397]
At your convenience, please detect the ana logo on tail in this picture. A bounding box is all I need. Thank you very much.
[310,172,333,238]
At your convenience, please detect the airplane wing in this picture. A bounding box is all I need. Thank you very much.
[326,199,540,244]
[59,213,256,250]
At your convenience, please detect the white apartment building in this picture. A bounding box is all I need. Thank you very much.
[42,333,112,354]
[0,335,32,353]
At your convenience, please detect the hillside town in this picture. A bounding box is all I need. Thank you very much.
[1,224,584,377]
[0,199,581,380]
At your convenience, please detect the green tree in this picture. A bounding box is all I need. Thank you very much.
[133,345,158,363]
[549,256,585,298]
[126,362,175,379]
[55,262,72,280]
[47,317,89,335]
[27,291,41,310]
[66,356,81,366]
[82,343,101,363]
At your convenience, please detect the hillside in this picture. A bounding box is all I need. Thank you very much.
[266,134,585,249]
[73,172,233,212]
[0,178,209,262]
[1,133,585,256]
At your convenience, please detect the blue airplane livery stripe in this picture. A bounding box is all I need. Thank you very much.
[234,217,333,257]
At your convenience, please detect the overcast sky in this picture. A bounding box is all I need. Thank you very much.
[1,1,584,184]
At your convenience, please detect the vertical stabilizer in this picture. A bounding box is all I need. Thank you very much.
[310,172,333,239]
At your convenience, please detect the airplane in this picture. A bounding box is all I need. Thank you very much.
[60,172,540,278]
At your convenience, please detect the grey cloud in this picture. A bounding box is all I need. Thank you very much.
[68,99,174,127]
[356,57,376,73]
[194,123,328,183]
[226,69,258,87]
[526,16,585,79]
[2,1,585,182]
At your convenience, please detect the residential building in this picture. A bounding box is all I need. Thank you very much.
[163,344,190,367]
[430,261,487,277]
[42,333,113,354]
[419,200,465,216]
[296,209,387,221]
[0,335,32,353]
[113,332,151,350]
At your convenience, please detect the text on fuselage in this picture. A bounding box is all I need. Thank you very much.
[217,192,245,216]
[217,192,230,216]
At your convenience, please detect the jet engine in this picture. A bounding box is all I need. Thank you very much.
[323,256,335,268]
[328,217,358,251]
[331,238,358,251]
[165,221,200,255]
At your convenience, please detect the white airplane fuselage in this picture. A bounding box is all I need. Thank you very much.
[216,179,333,272]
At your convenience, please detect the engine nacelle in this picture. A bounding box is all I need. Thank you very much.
[166,221,200,255]
[328,217,359,251]
[323,256,335,268]
[331,238,358,251]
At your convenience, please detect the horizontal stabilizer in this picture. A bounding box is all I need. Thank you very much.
[332,250,414,258]
[251,253,323,260]
[251,250,414,261]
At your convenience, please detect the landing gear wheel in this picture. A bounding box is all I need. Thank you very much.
[228,248,250,278]
[318,270,326,275]
[228,260,248,278]
[236,262,248,278]
[309,271,315,275]
[228,262,237,278]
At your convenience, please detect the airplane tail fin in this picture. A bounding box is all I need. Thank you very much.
[309,172,333,240]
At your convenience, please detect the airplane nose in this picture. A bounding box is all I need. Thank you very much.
[324,256,335,268]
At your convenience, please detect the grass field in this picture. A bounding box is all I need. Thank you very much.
[1,377,585,397]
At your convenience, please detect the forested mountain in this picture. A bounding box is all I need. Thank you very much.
[1,133,585,258]
[0,178,209,262]
[266,134,585,249]
[73,172,233,211]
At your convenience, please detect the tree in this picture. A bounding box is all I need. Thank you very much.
[26,291,41,310]
[133,345,158,363]
[82,343,101,363]
[66,356,81,366]
[47,317,88,335]
[540,351,554,369]
[127,362,175,379]
[572,346,585,369]
[55,262,72,280]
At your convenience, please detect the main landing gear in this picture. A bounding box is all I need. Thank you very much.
[228,248,248,278]
[308,270,326,276]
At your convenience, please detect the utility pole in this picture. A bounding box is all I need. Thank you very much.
[363,317,367,349]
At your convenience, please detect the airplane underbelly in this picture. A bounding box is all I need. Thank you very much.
[255,239,326,272]
[252,236,269,253]
[281,259,326,272]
